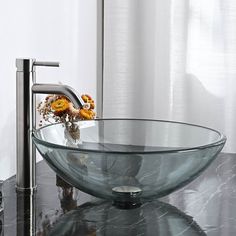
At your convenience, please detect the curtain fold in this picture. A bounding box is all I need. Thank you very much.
[103,0,236,152]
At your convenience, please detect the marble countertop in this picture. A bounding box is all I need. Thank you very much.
[1,152,236,236]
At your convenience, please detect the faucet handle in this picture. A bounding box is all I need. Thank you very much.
[33,61,60,67]
[16,59,59,72]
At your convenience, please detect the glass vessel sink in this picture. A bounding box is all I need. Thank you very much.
[33,119,226,204]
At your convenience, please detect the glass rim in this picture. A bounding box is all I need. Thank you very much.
[32,118,227,155]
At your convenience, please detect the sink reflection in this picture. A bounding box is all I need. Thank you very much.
[48,200,206,236]
[16,192,36,236]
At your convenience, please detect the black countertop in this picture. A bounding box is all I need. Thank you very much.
[1,152,236,236]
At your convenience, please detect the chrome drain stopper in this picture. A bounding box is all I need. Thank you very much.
[112,186,142,197]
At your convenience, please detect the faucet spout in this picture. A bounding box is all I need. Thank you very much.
[32,84,84,109]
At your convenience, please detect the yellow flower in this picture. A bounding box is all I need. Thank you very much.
[51,98,69,115]
[79,108,95,120]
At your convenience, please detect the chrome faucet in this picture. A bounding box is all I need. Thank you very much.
[16,58,84,192]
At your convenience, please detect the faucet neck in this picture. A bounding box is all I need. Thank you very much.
[16,59,36,192]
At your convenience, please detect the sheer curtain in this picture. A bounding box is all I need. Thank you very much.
[103,0,236,153]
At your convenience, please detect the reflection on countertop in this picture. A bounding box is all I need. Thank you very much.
[1,153,236,236]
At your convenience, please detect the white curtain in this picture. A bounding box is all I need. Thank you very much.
[103,0,236,153]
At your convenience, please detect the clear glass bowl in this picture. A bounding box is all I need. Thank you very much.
[33,119,226,203]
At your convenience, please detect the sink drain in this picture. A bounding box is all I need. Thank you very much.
[112,186,142,209]
[112,186,142,197]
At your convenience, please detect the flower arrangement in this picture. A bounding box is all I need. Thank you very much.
[37,94,96,144]
[37,94,95,125]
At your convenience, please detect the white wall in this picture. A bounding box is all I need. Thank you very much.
[0,0,97,180]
